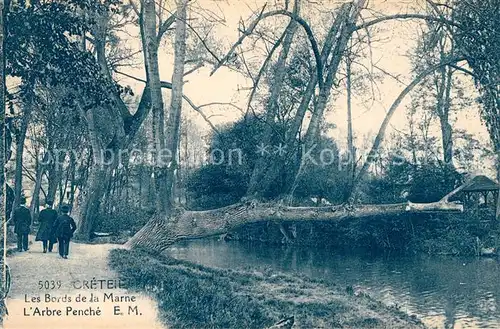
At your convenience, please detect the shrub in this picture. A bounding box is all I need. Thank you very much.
[94,200,152,236]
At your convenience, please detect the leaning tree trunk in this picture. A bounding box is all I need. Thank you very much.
[126,198,463,252]
[288,1,363,198]
[128,63,469,251]
[350,58,463,199]
[254,1,367,200]
[126,2,470,252]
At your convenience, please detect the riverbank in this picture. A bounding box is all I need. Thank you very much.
[228,210,500,256]
[109,248,426,329]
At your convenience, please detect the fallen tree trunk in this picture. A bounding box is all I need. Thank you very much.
[125,200,463,252]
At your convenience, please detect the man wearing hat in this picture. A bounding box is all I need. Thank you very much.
[12,196,32,252]
[52,204,77,259]
[35,200,58,253]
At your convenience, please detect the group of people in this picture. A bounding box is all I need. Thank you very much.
[12,198,77,259]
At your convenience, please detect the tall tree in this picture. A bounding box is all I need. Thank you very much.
[452,0,499,218]
[412,3,458,168]
[163,0,189,212]
[141,0,168,213]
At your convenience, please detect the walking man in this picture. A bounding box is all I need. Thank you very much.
[12,197,31,252]
[35,200,58,253]
[53,204,77,259]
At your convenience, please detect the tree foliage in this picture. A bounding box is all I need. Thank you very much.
[454,0,499,150]
[5,0,123,108]
[187,116,349,209]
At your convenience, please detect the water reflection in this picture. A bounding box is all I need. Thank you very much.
[167,240,500,329]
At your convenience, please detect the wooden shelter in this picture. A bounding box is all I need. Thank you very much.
[455,175,499,208]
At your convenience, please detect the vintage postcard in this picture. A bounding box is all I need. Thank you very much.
[0,0,498,328]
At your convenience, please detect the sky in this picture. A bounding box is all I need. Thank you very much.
[117,0,495,176]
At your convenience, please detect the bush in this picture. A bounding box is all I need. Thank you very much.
[407,164,463,203]
[94,200,153,236]
[186,115,350,209]
[363,161,464,204]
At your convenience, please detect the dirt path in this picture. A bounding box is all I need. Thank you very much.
[3,238,165,329]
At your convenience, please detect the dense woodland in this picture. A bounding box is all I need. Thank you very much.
[0,0,498,254]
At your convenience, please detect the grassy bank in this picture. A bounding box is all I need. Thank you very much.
[109,248,425,329]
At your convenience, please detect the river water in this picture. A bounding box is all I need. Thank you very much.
[166,239,500,329]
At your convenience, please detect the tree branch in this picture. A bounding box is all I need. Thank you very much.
[448,64,478,79]
[210,8,323,88]
[245,30,287,116]
[185,22,221,64]
[353,14,461,32]
[114,71,221,135]
[183,62,204,76]
[157,12,176,42]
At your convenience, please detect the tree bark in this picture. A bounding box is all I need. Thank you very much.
[0,0,7,310]
[73,107,113,240]
[289,1,365,198]
[164,0,188,211]
[497,160,500,220]
[46,163,61,205]
[345,53,355,201]
[73,163,109,240]
[436,64,454,166]
[142,0,169,213]
[68,153,76,208]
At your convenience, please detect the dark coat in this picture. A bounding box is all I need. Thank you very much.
[35,208,58,242]
[53,214,77,239]
[13,206,31,234]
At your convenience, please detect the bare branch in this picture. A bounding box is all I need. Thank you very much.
[114,71,220,134]
[245,30,287,116]
[353,14,461,32]
[128,0,140,16]
[157,12,176,42]
[425,0,455,36]
[183,62,204,76]
[185,21,221,64]
[210,8,324,88]
[448,64,478,79]
[196,102,245,114]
